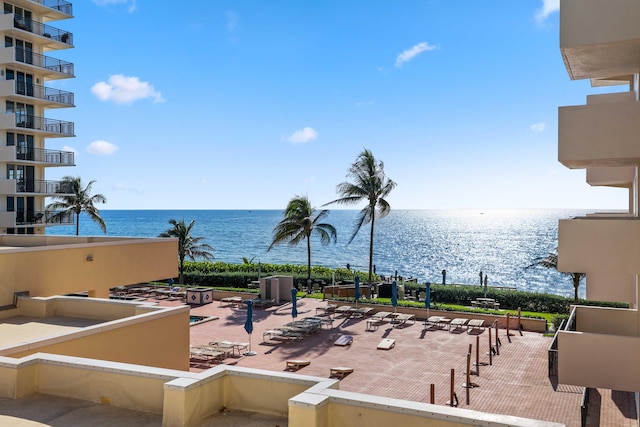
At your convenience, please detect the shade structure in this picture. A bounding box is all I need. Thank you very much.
[243,300,256,356]
[354,275,360,308]
[291,287,298,319]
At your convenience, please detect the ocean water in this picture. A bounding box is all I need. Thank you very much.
[47,209,588,298]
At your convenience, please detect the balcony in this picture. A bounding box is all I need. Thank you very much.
[586,166,635,188]
[558,93,640,168]
[557,306,640,392]
[0,79,74,108]
[0,13,73,49]
[10,1,73,21]
[15,179,72,195]
[16,209,73,226]
[0,46,74,80]
[19,147,73,166]
[560,0,640,81]
[558,217,640,276]
[0,113,74,137]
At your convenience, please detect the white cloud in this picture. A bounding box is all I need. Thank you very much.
[225,11,239,31]
[530,122,546,133]
[285,127,318,144]
[356,101,374,107]
[91,74,164,105]
[93,0,137,13]
[62,145,77,154]
[535,0,559,23]
[87,140,119,155]
[395,42,437,67]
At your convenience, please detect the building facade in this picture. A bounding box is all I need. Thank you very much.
[557,0,640,404]
[0,0,74,235]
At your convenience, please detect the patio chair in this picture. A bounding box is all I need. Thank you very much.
[467,319,485,334]
[394,313,415,326]
[449,318,469,333]
[334,305,353,317]
[423,315,445,330]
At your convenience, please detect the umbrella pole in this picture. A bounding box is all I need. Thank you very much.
[244,333,256,356]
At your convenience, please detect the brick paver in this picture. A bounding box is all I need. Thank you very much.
[156,296,635,427]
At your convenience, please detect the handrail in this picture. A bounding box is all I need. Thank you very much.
[12,14,73,45]
[580,387,591,427]
[15,179,72,194]
[15,209,73,225]
[41,0,73,16]
[16,147,74,165]
[15,113,74,136]
[13,80,74,106]
[566,306,577,331]
[547,318,566,383]
[14,47,74,77]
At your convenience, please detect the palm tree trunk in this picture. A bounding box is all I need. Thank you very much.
[368,212,375,284]
[179,257,185,285]
[573,275,580,303]
[75,212,80,236]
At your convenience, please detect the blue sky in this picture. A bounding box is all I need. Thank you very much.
[45,0,628,210]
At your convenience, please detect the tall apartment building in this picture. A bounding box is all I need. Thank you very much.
[556,0,640,404]
[0,0,74,235]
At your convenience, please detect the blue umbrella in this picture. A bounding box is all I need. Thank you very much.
[291,287,298,320]
[243,300,256,355]
[391,280,398,308]
[425,282,431,309]
[354,276,360,307]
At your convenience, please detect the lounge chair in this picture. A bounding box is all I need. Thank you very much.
[220,296,243,306]
[424,315,445,330]
[304,316,334,329]
[286,360,311,371]
[394,313,415,326]
[330,366,354,379]
[316,304,337,316]
[350,307,375,318]
[371,311,393,321]
[449,318,469,333]
[334,305,353,317]
[251,298,275,308]
[467,319,485,334]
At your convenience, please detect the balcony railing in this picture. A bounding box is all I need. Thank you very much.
[15,47,74,77]
[16,147,74,165]
[15,179,72,194]
[42,0,73,16]
[15,113,74,136]
[12,14,73,45]
[13,80,74,106]
[15,209,73,226]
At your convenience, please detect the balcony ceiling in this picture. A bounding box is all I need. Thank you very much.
[562,40,640,81]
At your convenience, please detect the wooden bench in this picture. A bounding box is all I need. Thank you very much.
[286,360,311,371]
[330,367,354,379]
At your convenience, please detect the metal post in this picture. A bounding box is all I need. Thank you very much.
[475,336,480,376]
[466,352,471,405]
[450,369,455,407]
[495,321,501,354]
[430,383,435,404]
[488,327,493,365]
[506,313,512,343]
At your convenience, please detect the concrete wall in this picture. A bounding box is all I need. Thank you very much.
[0,235,178,307]
[1,298,190,371]
[0,354,564,427]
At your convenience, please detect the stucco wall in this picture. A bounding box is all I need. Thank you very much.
[0,236,177,307]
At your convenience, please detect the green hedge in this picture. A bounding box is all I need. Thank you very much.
[402,283,627,314]
[176,262,628,315]
[181,261,375,289]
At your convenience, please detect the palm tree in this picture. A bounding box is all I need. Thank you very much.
[268,195,337,283]
[325,149,396,283]
[46,176,107,236]
[159,219,214,285]
[531,251,585,303]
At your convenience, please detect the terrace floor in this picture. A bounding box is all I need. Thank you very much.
[181,296,636,427]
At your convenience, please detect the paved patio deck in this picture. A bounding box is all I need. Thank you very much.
[181,296,636,427]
